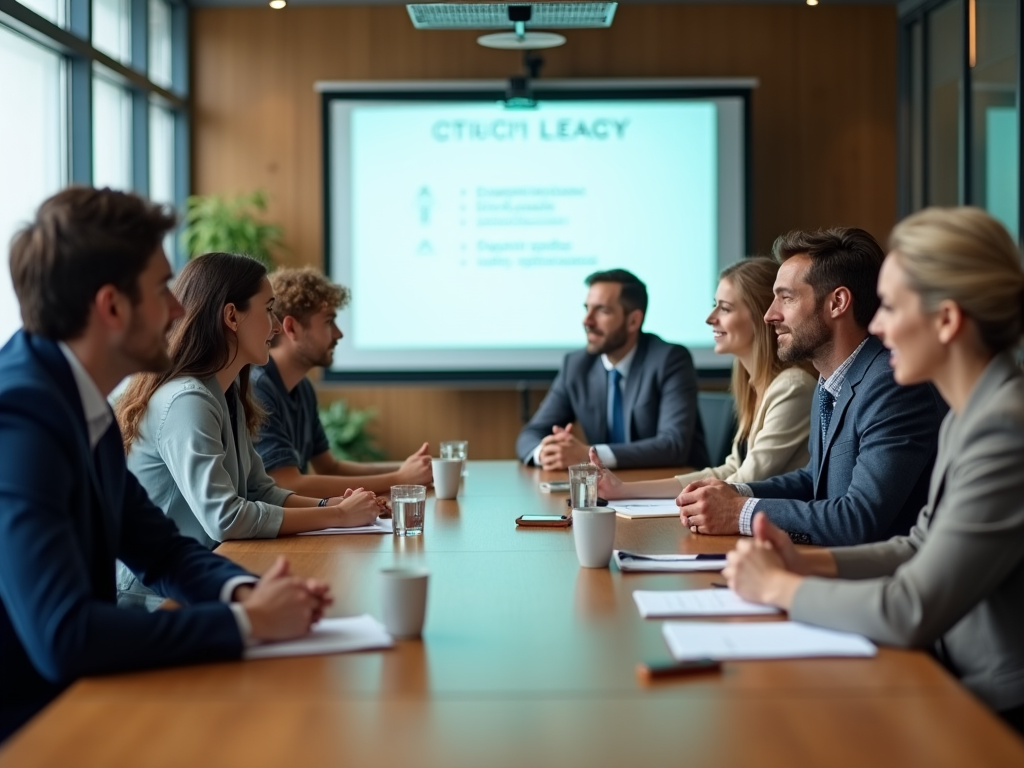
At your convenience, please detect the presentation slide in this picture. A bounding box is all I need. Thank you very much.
[325,85,748,377]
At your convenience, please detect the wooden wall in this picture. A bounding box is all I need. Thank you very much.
[191,2,897,460]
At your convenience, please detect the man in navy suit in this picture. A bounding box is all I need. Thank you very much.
[0,188,331,742]
[676,228,946,546]
[516,269,708,470]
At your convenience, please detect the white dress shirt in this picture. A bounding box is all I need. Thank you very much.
[57,343,255,640]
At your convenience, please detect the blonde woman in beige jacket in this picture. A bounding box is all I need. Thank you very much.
[592,258,816,499]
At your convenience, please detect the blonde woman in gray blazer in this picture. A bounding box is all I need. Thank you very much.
[723,207,1024,734]
[593,258,816,498]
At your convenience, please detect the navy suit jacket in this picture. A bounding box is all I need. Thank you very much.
[0,331,250,741]
[745,335,947,546]
[515,332,708,469]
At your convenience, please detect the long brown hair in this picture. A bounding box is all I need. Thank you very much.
[721,258,815,445]
[117,252,269,452]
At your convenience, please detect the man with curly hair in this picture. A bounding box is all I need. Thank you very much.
[252,267,432,496]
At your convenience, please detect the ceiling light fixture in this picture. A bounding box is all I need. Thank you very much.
[269,0,286,8]
[407,3,616,49]
[806,0,818,5]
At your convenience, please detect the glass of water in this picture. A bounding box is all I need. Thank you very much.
[568,463,599,510]
[391,485,427,537]
[440,440,468,475]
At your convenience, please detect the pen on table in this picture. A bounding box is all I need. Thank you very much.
[636,659,722,682]
[711,582,728,589]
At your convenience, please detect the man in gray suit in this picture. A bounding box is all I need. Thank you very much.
[677,228,946,545]
[516,269,708,471]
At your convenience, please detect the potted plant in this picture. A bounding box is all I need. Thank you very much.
[318,400,386,462]
[181,190,284,268]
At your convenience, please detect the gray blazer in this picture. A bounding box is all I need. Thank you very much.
[745,336,947,545]
[515,332,708,469]
[792,354,1024,713]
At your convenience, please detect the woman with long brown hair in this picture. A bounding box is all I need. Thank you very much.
[116,253,379,608]
[593,257,816,498]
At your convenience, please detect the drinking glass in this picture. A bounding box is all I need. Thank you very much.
[568,463,599,510]
[440,440,468,475]
[391,485,426,537]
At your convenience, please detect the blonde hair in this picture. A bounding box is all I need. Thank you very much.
[719,258,815,445]
[889,207,1024,354]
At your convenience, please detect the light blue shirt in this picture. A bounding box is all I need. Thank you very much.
[117,375,291,610]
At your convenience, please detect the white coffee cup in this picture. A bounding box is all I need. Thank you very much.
[431,458,462,500]
[572,506,617,568]
[380,568,429,638]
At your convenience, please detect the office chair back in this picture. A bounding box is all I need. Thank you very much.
[697,391,736,468]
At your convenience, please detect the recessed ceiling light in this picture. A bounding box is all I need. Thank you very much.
[269,0,286,9]
[806,0,819,5]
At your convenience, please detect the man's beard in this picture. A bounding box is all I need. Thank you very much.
[298,339,335,369]
[121,314,173,373]
[776,311,830,363]
[586,324,630,357]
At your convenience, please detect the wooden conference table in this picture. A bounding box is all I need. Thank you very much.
[3,461,1024,767]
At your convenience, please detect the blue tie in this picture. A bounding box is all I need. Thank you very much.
[819,384,835,446]
[608,369,625,445]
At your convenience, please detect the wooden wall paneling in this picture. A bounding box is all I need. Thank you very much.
[192,3,898,461]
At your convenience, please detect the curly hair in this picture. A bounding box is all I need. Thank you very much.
[268,267,350,326]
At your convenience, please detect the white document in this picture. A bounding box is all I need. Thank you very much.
[633,589,781,618]
[244,614,394,660]
[614,550,727,573]
[662,621,878,661]
[610,499,679,519]
[297,517,394,536]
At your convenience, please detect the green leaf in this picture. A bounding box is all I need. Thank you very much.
[181,190,286,266]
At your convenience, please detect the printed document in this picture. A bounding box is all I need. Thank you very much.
[663,621,878,661]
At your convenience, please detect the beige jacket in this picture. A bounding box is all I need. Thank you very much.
[791,354,1024,712]
[675,366,816,486]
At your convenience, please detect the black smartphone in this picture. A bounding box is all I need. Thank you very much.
[516,514,572,527]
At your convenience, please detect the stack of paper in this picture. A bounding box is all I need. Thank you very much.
[614,550,726,573]
[298,517,394,536]
[610,499,679,519]
[662,621,877,661]
[245,614,394,660]
[633,589,781,618]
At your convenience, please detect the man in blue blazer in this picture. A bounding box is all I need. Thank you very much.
[0,188,330,742]
[516,269,708,470]
[677,228,946,546]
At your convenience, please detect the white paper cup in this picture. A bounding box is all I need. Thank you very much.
[572,506,617,568]
[380,567,429,638]
[431,458,462,500]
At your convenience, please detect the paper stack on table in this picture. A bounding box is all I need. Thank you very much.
[662,621,878,661]
[245,614,394,660]
[610,499,679,519]
[633,589,782,618]
[614,550,727,573]
[298,517,394,536]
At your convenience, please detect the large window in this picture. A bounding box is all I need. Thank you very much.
[0,0,188,346]
[92,0,131,64]
[972,0,1018,239]
[900,0,1022,244]
[93,70,133,190]
[0,25,65,347]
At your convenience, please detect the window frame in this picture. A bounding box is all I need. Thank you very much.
[898,0,1023,247]
[0,0,189,262]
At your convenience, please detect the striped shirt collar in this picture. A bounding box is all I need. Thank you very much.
[820,336,870,399]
